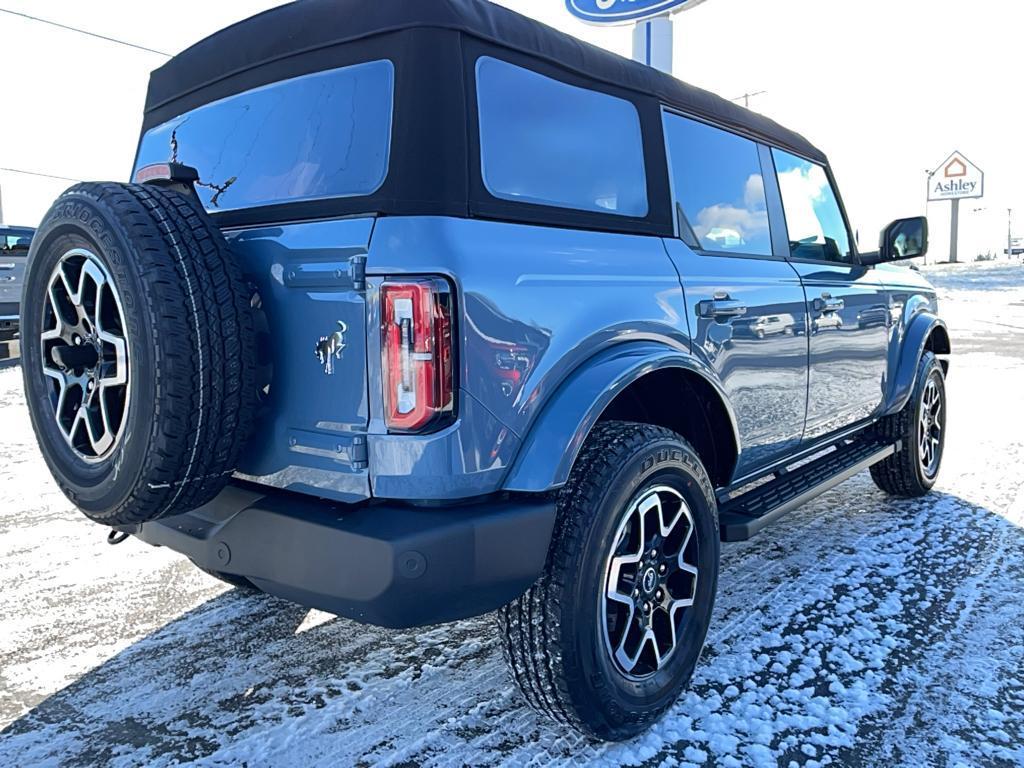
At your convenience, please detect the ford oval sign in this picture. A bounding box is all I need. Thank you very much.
[565,0,707,24]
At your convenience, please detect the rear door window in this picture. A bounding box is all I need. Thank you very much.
[134,60,395,211]
[662,112,772,256]
[475,56,648,218]
[772,149,853,263]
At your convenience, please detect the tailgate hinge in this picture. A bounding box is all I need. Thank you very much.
[352,255,367,292]
[352,435,368,470]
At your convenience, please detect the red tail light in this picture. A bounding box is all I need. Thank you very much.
[381,278,455,432]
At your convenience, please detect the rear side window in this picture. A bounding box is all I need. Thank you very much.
[772,149,852,263]
[662,112,771,256]
[134,60,395,211]
[475,57,648,218]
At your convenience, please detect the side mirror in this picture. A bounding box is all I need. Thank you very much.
[861,216,928,265]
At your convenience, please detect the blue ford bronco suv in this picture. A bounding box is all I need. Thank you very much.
[21,0,949,741]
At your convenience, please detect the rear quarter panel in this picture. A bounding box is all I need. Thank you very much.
[365,216,694,497]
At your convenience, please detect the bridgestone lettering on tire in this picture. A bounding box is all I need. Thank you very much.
[498,420,720,741]
[21,182,257,525]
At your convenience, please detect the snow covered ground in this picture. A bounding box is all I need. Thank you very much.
[1,262,1023,767]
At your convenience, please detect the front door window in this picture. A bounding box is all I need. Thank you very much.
[773,149,852,263]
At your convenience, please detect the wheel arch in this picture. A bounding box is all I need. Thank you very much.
[883,313,950,416]
[501,343,740,492]
[924,322,951,374]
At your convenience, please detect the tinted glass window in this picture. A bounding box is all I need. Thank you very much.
[772,149,852,262]
[134,60,394,211]
[476,57,648,217]
[2,233,31,250]
[662,112,771,256]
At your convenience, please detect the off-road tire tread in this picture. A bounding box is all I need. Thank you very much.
[870,351,942,497]
[35,182,256,524]
[497,420,715,740]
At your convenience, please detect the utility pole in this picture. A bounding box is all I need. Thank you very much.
[1009,208,1014,260]
[923,169,936,265]
[732,90,767,108]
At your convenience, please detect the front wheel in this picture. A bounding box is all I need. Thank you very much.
[498,421,720,741]
[870,351,946,497]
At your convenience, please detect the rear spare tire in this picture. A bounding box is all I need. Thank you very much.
[21,182,257,525]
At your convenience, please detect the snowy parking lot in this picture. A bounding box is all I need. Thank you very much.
[1,262,1023,767]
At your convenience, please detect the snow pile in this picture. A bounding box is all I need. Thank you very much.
[1,266,1023,766]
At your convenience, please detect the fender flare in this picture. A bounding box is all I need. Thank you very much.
[501,342,740,493]
[883,312,949,416]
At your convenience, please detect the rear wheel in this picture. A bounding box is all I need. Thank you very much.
[498,421,720,741]
[870,351,946,497]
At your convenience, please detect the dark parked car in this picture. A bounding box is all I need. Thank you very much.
[20,0,949,741]
[0,225,32,341]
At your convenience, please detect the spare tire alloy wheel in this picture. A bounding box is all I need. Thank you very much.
[22,182,257,526]
[603,485,700,680]
[40,248,130,462]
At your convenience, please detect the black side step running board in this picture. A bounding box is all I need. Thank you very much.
[718,438,898,542]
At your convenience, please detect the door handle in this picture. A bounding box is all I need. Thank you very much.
[0,263,15,270]
[813,293,845,313]
[697,294,747,319]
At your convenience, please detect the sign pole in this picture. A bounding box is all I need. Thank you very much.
[567,0,709,72]
[632,14,673,73]
[927,152,982,263]
[949,198,959,263]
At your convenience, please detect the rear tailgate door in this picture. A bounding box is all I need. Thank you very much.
[227,217,373,502]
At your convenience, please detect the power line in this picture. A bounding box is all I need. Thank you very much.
[0,167,81,183]
[731,90,768,108]
[0,8,172,57]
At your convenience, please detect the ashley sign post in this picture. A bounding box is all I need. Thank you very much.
[565,0,710,73]
[928,151,984,263]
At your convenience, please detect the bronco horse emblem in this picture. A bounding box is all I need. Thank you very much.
[315,321,348,375]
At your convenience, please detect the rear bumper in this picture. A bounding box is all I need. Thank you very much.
[132,483,556,628]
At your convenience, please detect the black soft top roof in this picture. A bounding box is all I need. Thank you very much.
[146,0,825,164]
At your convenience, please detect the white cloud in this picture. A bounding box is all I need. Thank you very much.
[777,165,829,243]
[694,205,769,246]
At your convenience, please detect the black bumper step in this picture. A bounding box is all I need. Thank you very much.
[718,438,898,542]
[130,484,556,628]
